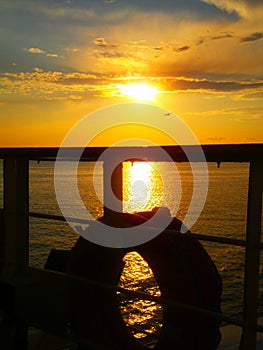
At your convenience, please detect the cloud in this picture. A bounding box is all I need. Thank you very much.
[91,37,146,68]
[0,69,118,102]
[109,0,239,21]
[93,37,110,47]
[161,77,263,93]
[3,68,261,101]
[187,105,263,121]
[46,53,59,58]
[201,0,263,19]
[235,91,263,100]
[174,45,190,53]
[26,47,45,54]
[153,46,165,51]
[45,94,84,101]
[97,51,127,59]
[211,33,234,40]
[58,72,102,85]
[25,47,61,58]
[240,32,263,42]
[64,47,80,53]
[206,137,227,141]
[33,67,44,72]
[1,0,239,32]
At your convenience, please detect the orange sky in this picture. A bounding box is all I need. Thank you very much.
[0,0,262,146]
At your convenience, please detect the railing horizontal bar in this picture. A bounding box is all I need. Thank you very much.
[29,211,93,225]
[1,144,263,162]
[118,287,263,332]
[29,267,263,332]
[173,231,248,248]
[29,211,263,249]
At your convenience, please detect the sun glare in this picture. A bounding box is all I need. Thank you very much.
[117,83,158,101]
[130,161,151,181]
[123,161,164,213]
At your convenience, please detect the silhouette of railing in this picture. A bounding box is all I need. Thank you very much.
[0,144,262,350]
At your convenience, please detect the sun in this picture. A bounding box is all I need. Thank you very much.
[130,161,152,182]
[117,83,158,101]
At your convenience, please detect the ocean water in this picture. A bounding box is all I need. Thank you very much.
[0,160,262,341]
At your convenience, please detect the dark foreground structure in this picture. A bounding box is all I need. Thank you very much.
[0,144,262,349]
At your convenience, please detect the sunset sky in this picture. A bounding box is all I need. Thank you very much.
[0,0,262,146]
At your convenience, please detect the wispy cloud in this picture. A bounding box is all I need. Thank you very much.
[233,91,263,101]
[64,47,80,53]
[211,33,234,40]
[0,70,102,98]
[174,45,190,53]
[46,53,59,58]
[240,32,263,42]
[26,47,45,54]
[45,94,84,101]
[93,37,110,47]
[187,105,263,120]
[160,77,263,93]
[25,47,61,58]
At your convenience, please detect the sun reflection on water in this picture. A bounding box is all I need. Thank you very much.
[123,161,164,213]
[118,252,162,342]
[119,162,164,343]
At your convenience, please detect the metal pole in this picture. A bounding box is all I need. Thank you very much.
[1,158,29,350]
[2,158,29,276]
[103,159,123,219]
[239,160,263,349]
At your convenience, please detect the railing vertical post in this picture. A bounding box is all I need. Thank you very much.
[2,158,29,275]
[239,160,263,350]
[1,157,29,350]
[103,159,123,218]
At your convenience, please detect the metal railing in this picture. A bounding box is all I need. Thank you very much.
[0,144,262,350]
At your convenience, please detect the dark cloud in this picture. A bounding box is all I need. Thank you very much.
[201,0,263,14]
[174,46,190,53]
[153,47,165,51]
[32,0,240,22]
[163,78,263,92]
[240,32,263,42]
[108,0,239,20]
[211,33,234,40]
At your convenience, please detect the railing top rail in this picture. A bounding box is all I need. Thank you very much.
[0,143,263,162]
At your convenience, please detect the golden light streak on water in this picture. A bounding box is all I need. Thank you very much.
[120,162,164,343]
[123,161,164,213]
[118,252,163,342]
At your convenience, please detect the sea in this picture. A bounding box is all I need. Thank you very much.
[0,160,262,342]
